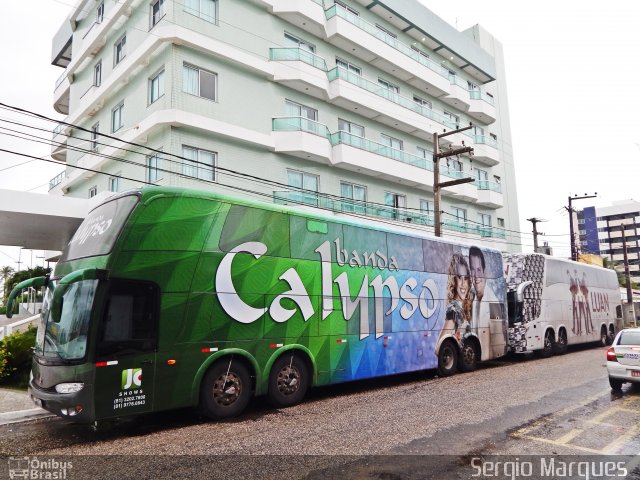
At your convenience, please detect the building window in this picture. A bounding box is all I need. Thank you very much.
[380,133,403,151]
[417,146,432,159]
[452,207,467,223]
[111,102,124,132]
[182,146,216,181]
[284,32,315,53]
[150,0,165,28]
[184,0,217,23]
[479,213,492,227]
[473,125,484,137]
[93,60,102,87]
[378,78,399,94]
[476,168,488,187]
[147,153,163,183]
[420,199,433,216]
[114,34,126,66]
[467,80,479,91]
[97,1,104,23]
[108,175,120,192]
[341,181,366,213]
[334,0,358,15]
[91,122,99,151]
[288,169,319,206]
[443,110,460,127]
[449,158,463,172]
[285,100,317,120]
[375,24,396,38]
[338,118,364,137]
[384,192,406,219]
[336,57,361,75]
[149,69,165,104]
[183,64,217,101]
[413,95,432,109]
[88,186,97,198]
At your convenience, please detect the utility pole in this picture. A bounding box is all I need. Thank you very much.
[566,193,597,261]
[526,217,546,252]
[433,126,475,237]
[622,225,633,304]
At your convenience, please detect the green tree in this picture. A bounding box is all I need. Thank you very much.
[3,266,51,306]
[0,266,14,305]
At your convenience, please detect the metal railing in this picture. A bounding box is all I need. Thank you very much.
[269,47,328,70]
[49,170,65,190]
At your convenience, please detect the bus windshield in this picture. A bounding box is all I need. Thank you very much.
[59,194,138,262]
[36,279,98,361]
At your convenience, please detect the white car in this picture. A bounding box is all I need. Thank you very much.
[607,328,640,391]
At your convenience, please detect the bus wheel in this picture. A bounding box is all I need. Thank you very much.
[200,359,252,420]
[607,325,615,345]
[459,339,478,373]
[600,326,608,347]
[554,329,568,355]
[538,330,554,358]
[268,353,309,408]
[437,340,458,377]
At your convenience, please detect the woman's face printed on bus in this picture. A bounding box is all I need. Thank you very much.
[455,265,470,300]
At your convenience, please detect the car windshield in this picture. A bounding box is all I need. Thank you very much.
[618,330,640,346]
[35,279,98,360]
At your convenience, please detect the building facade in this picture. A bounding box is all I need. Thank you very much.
[578,200,640,281]
[49,0,521,252]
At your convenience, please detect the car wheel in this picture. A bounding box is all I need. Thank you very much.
[609,377,623,392]
[200,359,252,420]
[267,353,309,408]
[459,339,478,373]
[438,339,458,377]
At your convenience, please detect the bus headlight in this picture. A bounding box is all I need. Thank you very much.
[55,383,84,394]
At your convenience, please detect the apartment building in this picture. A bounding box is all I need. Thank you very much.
[49,0,521,251]
[578,201,640,281]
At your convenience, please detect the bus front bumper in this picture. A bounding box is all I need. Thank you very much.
[28,380,95,423]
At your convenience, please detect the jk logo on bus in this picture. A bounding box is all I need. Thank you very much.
[121,368,142,390]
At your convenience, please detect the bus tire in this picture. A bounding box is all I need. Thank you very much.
[554,328,568,355]
[538,330,554,358]
[600,326,608,347]
[267,353,309,408]
[607,325,615,345]
[459,338,478,373]
[200,358,252,420]
[437,340,458,377]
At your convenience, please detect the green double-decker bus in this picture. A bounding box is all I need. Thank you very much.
[8,187,507,424]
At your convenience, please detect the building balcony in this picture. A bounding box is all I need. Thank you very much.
[258,0,326,37]
[269,48,328,100]
[48,170,66,194]
[272,117,332,164]
[51,123,69,162]
[53,67,71,115]
[442,75,471,112]
[468,91,496,124]
[469,135,499,166]
[324,4,451,98]
[476,181,504,208]
[327,67,456,140]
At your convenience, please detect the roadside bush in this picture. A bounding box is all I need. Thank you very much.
[0,305,6,315]
[0,326,37,388]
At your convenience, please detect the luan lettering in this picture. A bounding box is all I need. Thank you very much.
[216,240,441,340]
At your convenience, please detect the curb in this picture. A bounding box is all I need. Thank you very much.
[0,408,54,426]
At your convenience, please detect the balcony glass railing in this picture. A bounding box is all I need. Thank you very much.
[325,5,450,80]
[52,123,65,137]
[327,67,457,129]
[448,75,468,90]
[49,171,65,191]
[477,180,502,193]
[329,131,430,170]
[272,117,331,138]
[54,67,69,90]
[469,90,495,106]
[273,190,505,238]
[269,47,328,71]
[474,135,498,148]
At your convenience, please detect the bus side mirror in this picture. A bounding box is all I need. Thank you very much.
[5,276,49,319]
[49,269,109,323]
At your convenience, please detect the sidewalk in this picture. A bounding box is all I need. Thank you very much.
[0,387,53,425]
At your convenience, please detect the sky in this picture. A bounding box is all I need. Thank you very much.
[1,0,639,271]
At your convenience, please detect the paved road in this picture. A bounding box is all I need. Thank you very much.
[1,345,639,479]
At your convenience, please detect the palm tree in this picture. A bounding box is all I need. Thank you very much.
[1,266,15,305]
